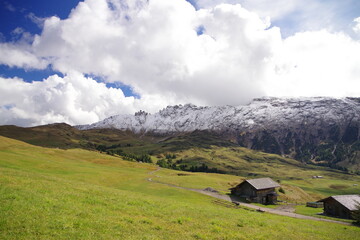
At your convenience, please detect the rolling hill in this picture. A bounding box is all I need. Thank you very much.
[1,136,360,239]
[1,123,357,182]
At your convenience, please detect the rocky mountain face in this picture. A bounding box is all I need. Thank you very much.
[77,97,360,173]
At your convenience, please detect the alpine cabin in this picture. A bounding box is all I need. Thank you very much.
[230,178,280,204]
[318,195,360,219]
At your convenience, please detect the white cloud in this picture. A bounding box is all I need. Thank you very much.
[0,0,360,126]
[354,17,360,34]
[196,0,360,36]
[0,42,48,69]
[0,72,144,126]
[31,0,280,107]
[195,0,324,22]
[267,30,360,97]
[26,13,46,28]
[0,26,47,69]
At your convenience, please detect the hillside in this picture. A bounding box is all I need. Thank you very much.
[1,124,359,199]
[1,123,355,182]
[0,123,155,149]
[1,136,360,239]
[77,97,360,173]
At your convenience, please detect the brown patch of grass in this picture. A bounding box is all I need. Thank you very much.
[329,184,349,190]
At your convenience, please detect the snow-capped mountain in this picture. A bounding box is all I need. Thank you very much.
[78,97,360,134]
[78,97,360,172]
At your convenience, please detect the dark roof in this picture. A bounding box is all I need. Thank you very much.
[318,195,360,211]
[245,178,280,190]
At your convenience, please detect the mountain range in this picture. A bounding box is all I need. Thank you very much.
[77,97,360,173]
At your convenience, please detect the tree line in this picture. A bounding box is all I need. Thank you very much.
[95,144,152,163]
[156,157,224,174]
[94,144,224,173]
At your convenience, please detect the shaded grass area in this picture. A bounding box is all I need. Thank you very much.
[0,124,233,153]
[1,136,360,239]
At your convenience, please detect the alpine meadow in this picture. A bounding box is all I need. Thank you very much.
[1,135,360,239]
[1,0,360,239]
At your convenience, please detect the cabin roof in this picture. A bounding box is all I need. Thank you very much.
[245,178,280,190]
[318,195,360,211]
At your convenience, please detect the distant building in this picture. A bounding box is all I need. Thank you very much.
[318,195,360,219]
[230,178,280,204]
[312,176,324,179]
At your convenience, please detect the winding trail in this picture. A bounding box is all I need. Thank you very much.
[147,167,353,226]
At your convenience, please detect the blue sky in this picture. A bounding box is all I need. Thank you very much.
[0,0,80,37]
[0,0,360,126]
[0,0,137,97]
[0,0,71,82]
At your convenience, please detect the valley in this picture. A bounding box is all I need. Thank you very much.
[1,0,359,238]
[77,97,360,174]
[1,98,360,239]
[1,135,360,239]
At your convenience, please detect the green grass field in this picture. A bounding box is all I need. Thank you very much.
[2,124,359,198]
[151,146,360,202]
[1,136,360,239]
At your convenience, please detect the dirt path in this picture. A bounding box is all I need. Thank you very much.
[275,204,296,213]
[147,167,162,178]
[147,168,353,226]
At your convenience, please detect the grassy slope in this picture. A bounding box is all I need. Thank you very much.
[0,124,83,148]
[0,124,155,149]
[158,146,360,200]
[1,124,358,177]
[1,136,360,239]
[0,124,236,155]
[2,124,360,176]
[1,124,359,200]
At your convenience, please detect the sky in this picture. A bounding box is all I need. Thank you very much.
[1,0,360,127]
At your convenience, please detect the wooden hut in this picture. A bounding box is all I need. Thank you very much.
[318,195,360,219]
[230,178,280,204]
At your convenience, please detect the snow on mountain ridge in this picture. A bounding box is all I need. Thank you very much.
[77,97,360,133]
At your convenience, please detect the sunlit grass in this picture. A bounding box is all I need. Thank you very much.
[1,136,360,239]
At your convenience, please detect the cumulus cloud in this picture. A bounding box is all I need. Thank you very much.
[0,27,47,69]
[266,30,360,97]
[0,0,360,126]
[195,0,326,23]
[31,0,280,106]
[354,17,360,34]
[0,42,48,69]
[0,72,140,126]
[196,0,360,36]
